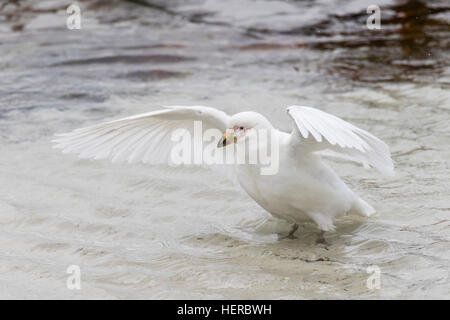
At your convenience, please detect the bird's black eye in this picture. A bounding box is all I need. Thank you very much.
[240,126,244,130]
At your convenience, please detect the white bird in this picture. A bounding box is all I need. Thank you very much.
[53,106,394,241]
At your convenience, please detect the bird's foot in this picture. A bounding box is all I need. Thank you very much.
[281,223,299,240]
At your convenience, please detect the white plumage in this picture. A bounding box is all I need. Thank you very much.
[54,105,394,238]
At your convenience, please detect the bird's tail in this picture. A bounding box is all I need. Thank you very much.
[350,197,376,217]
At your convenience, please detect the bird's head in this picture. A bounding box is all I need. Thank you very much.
[217,111,273,148]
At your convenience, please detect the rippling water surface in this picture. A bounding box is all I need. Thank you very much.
[0,0,449,299]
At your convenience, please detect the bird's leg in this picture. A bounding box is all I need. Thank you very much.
[282,223,299,239]
[316,230,327,245]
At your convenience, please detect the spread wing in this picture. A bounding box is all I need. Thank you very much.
[53,106,230,166]
[286,106,394,175]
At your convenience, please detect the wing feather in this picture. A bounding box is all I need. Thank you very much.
[286,106,394,175]
[53,106,230,166]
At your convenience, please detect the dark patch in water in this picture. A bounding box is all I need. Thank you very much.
[123,0,178,16]
[121,44,186,50]
[52,54,195,66]
[59,93,106,103]
[243,0,449,82]
[11,23,23,31]
[116,70,190,81]
[237,43,305,51]
[124,0,230,27]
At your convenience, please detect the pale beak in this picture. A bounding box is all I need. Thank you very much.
[217,131,237,148]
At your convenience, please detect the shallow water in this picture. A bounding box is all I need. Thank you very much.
[0,0,449,299]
